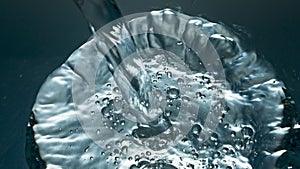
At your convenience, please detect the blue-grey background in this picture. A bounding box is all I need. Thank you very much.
[0,1,299,168]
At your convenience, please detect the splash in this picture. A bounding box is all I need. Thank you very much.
[26,9,298,169]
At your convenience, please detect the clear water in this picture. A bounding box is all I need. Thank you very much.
[26,9,298,169]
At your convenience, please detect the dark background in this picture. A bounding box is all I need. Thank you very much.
[0,1,299,168]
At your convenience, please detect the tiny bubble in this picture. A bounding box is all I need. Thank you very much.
[224,123,229,129]
[84,146,90,152]
[106,144,112,149]
[113,87,119,93]
[231,131,236,137]
[96,129,101,134]
[177,41,183,45]
[134,155,140,161]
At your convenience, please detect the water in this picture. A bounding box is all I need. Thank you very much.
[26,9,298,169]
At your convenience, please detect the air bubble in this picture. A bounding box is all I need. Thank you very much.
[230,131,236,137]
[121,146,128,154]
[113,87,119,93]
[210,133,219,142]
[165,111,172,117]
[213,151,221,158]
[166,71,172,78]
[166,87,180,99]
[146,151,151,156]
[90,111,95,115]
[96,129,100,134]
[102,98,109,104]
[192,125,202,135]
[177,78,184,84]
[242,126,254,138]
[177,41,183,45]
[120,120,125,126]
[181,96,190,102]
[113,149,119,154]
[106,144,112,149]
[224,123,229,129]
[134,155,140,161]
[84,146,89,152]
